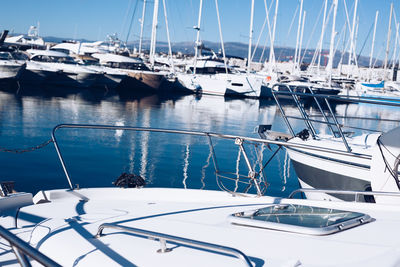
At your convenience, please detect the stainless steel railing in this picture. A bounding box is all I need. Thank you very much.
[0,225,61,267]
[288,188,400,202]
[95,223,253,267]
[271,84,353,152]
[51,124,372,191]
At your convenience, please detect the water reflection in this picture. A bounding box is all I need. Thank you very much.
[0,87,399,197]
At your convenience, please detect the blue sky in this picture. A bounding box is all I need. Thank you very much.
[0,0,398,58]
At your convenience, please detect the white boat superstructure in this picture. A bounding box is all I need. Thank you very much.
[1,124,400,266]
[3,25,46,50]
[177,59,263,98]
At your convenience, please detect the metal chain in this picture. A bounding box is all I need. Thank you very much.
[0,139,53,154]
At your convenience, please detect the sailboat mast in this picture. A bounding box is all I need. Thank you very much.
[317,0,328,73]
[162,0,174,72]
[298,10,306,69]
[293,0,303,72]
[269,0,279,72]
[150,0,159,68]
[353,16,359,69]
[193,0,203,75]
[348,0,358,66]
[139,0,147,54]
[392,23,399,78]
[247,0,255,73]
[369,11,379,69]
[384,3,393,72]
[215,0,228,74]
[327,0,338,85]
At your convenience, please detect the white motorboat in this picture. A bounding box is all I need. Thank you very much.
[355,81,385,92]
[177,59,263,98]
[22,50,102,88]
[0,51,26,80]
[3,25,47,50]
[51,44,127,90]
[1,124,400,266]
[353,81,400,100]
[262,88,400,202]
[272,76,341,100]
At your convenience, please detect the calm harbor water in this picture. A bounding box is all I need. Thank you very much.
[1,86,399,197]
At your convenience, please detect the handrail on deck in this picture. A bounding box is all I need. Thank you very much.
[95,223,253,267]
[0,225,61,267]
[51,124,372,190]
[289,188,400,202]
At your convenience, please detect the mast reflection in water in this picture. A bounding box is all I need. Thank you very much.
[1,87,398,197]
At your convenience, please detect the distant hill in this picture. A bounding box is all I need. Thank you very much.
[128,40,381,68]
[36,34,382,68]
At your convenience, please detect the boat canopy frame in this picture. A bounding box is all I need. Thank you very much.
[271,83,400,152]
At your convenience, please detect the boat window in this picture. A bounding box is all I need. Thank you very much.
[31,55,76,64]
[59,56,76,64]
[51,48,70,55]
[230,204,372,235]
[82,59,100,66]
[31,55,49,62]
[0,52,13,60]
[12,52,29,60]
[105,62,149,71]
[189,66,232,74]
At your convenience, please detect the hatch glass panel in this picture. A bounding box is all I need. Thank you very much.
[230,204,372,235]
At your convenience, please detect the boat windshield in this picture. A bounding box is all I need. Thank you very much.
[188,66,232,74]
[230,204,372,235]
[31,55,77,64]
[11,52,29,60]
[105,62,150,71]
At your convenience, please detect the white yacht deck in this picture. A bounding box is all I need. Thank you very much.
[2,187,400,266]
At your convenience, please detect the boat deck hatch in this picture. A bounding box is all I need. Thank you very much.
[229,204,372,235]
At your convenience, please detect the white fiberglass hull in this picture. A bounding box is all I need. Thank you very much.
[287,134,380,202]
[23,62,101,88]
